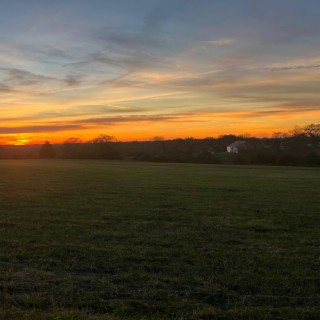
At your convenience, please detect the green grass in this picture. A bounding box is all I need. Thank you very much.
[0,160,319,319]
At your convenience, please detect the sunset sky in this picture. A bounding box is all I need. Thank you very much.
[1,0,320,144]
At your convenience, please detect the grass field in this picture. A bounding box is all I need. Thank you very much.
[0,160,319,319]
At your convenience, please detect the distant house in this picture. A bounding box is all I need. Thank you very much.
[227,141,248,153]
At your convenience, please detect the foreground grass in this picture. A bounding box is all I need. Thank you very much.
[0,160,319,319]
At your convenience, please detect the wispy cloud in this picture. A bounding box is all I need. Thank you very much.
[0,83,12,93]
[0,104,146,122]
[1,68,57,86]
[64,74,83,87]
[72,114,188,125]
[38,104,146,118]
[201,38,238,46]
[0,40,73,66]
[270,64,320,71]
[0,113,194,134]
[0,124,82,134]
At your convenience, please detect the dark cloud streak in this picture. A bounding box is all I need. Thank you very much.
[0,124,83,134]
[270,64,320,71]
[0,113,194,134]
[1,68,56,86]
[0,82,12,92]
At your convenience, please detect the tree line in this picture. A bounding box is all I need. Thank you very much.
[1,124,320,166]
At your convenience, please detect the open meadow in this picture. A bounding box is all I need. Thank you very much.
[0,160,319,319]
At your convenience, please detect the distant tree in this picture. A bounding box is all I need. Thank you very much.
[303,124,320,147]
[307,152,320,166]
[279,135,309,165]
[89,134,120,159]
[39,141,56,158]
[271,132,290,150]
[239,133,252,138]
[254,152,276,165]
[233,155,247,165]
[196,150,219,164]
[182,137,197,161]
[203,137,215,141]
[64,137,82,144]
[152,136,165,141]
[217,134,238,145]
[290,125,304,137]
[90,134,116,144]
[152,138,166,157]
[272,132,288,139]
[63,137,82,158]
[303,124,320,138]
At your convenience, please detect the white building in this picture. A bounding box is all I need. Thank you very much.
[227,141,248,153]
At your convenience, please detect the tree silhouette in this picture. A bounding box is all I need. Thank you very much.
[90,134,115,144]
[39,141,56,158]
[63,137,82,158]
[89,134,120,159]
[304,124,320,147]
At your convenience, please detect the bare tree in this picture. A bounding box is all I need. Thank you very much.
[303,124,320,147]
[63,137,82,158]
[89,134,120,159]
[90,134,116,144]
[64,137,82,144]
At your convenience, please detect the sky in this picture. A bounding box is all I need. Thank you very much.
[1,0,320,144]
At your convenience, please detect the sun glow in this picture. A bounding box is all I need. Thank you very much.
[1,107,319,145]
[13,139,30,146]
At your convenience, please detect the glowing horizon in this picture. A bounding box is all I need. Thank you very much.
[1,1,320,145]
